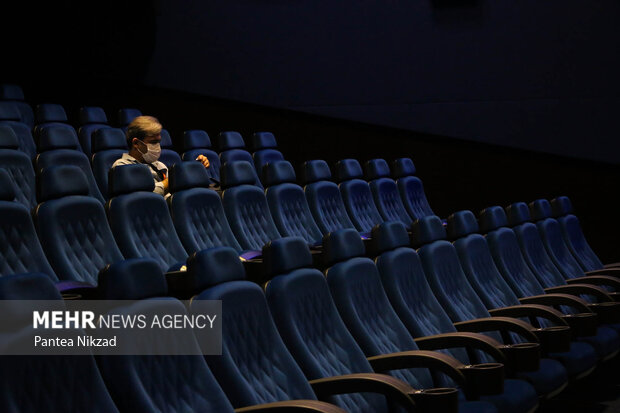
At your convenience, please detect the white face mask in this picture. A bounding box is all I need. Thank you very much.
[138,140,161,163]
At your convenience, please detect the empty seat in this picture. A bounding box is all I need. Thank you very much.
[221,161,281,251]
[117,107,142,129]
[219,131,263,188]
[77,106,111,158]
[167,161,243,254]
[0,125,37,209]
[158,128,182,168]
[301,160,359,237]
[0,83,35,128]
[335,158,384,233]
[0,273,120,413]
[392,158,435,220]
[364,158,415,227]
[34,125,105,203]
[91,127,128,199]
[181,129,220,181]
[34,165,124,288]
[251,131,285,176]
[264,160,323,246]
[33,103,71,141]
[107,163,189,272]
[0,101,37,158]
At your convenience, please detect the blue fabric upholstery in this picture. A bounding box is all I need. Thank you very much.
[222,163,281,251]
[35,149,105,203]
[35,103,68,124]
[479,206,510,233]
[0,123,19,148]
[337,159,384,233]
[0,169,16,201]
[107,166,188,272]
[0,144,36,208]
[160,128,173,149]
[559,214,604,272]
[98,257,167,300]
[159,149,182,168]
[218,131,246,151]
[254,148,285,177]
[391,158,417,178]
[183,129,212,149]
[37,124,81,152]
[35,166,125,285]
[92,148,127,200]
[192,251,322,410]
[323,228,366,265]
[117,107,142,127]
[79,106,108,125]
[506,202,531,227]
[169,161,210,191]
[305,179,357,236]
[302,159,333,184]
[266,265,391,412]
[108,163,155,197]
[412,215,447,246]
[264,161,323,245]
[78,124,111,158]
[529,199,553,221]
[0,101,22,121]
[183,148,221,181]
[0,84,25,100]
[371,220,410,255]
[252,131,277,150]
[446,210,479,240]
[0,119,37,159]
[92,127,126,153]
[221,153,263,188]
[37,164,90,202]
[187,247,245,291]
[551,196,573,218]
[263,236,314,276]
[366,158,415,227]
[0,84,34,127]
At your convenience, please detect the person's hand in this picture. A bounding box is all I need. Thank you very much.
[196,155,210,169]
[162,177,169,191]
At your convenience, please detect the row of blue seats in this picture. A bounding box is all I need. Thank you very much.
[1,201,619,412]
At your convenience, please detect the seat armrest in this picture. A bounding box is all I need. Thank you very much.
[544,284,614,302]
[518,293,591,313]
[584,268,620,278]
[309,373,417,412]
[234,400,346,413]
[602,262,620,269]
[488,304,568,327]
[566,276,620,290]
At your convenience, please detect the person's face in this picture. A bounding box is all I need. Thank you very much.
[133,133,162,151]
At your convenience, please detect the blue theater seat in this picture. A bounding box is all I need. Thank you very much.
[0,101,37,158]
[106,163,189,272]
[0,125,37,209]
[220,161,281,251]
[391,158,435,220]
[77,106,111,158]
[189,246,415,413]
[0,273,121,413]
[34,165,124,289]
[219,131,263,188]
[301,160,359,237]
[181,129,220,181]
[335,158,384,233]
[116,107,142,130]
[322,227,540,413]
[364,158,415,227]
[34,124,105,203]
[158,128,182,168]
[251,132,285,176]
[90,127,128,199]
[167,161,244,254]
[264,160,323,246]
[0,83,35,128]
[33,103,72,141]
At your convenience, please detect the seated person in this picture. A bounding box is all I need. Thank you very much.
[112,115,209,197]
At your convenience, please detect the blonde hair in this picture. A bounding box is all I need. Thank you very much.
[126,115,162,146]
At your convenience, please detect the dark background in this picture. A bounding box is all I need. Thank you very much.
[2,0,619,262]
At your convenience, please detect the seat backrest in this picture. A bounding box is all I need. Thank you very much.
[253,148,284,179]
[34,128,105,204]
[95,259,236,412]
[448,210,523,310]
[335,158,384,233]
[0,83,35,128]
[168,161,242,253]
[221,150,263,188]
[392,158,434,220]
[33,103,72,143]
[221,161,281,251]
[251,131,277,151]
[107,163,188,272]
[34,165,124,285]
[529,199,585,280]
[116,107,142,127]
[0,273,120,413]
[479,206,547,299]
[77,106,110,158]
[264,160,323,245]
[505,202,569,289]
[0,169,58,281]
[0,101,37,158]
[264,237,390,412]
[91,128,128,199]
[0,125,37,208]
[181,129,221,180]
[188,247,321,408]
[157,129,182,168]
[302,160,356,236]
[323,228,436,388]
[251,130,282,175]
[365,158,414,227]
[218,130,246,151]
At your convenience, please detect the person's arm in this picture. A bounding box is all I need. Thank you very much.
[196,154,210,168]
